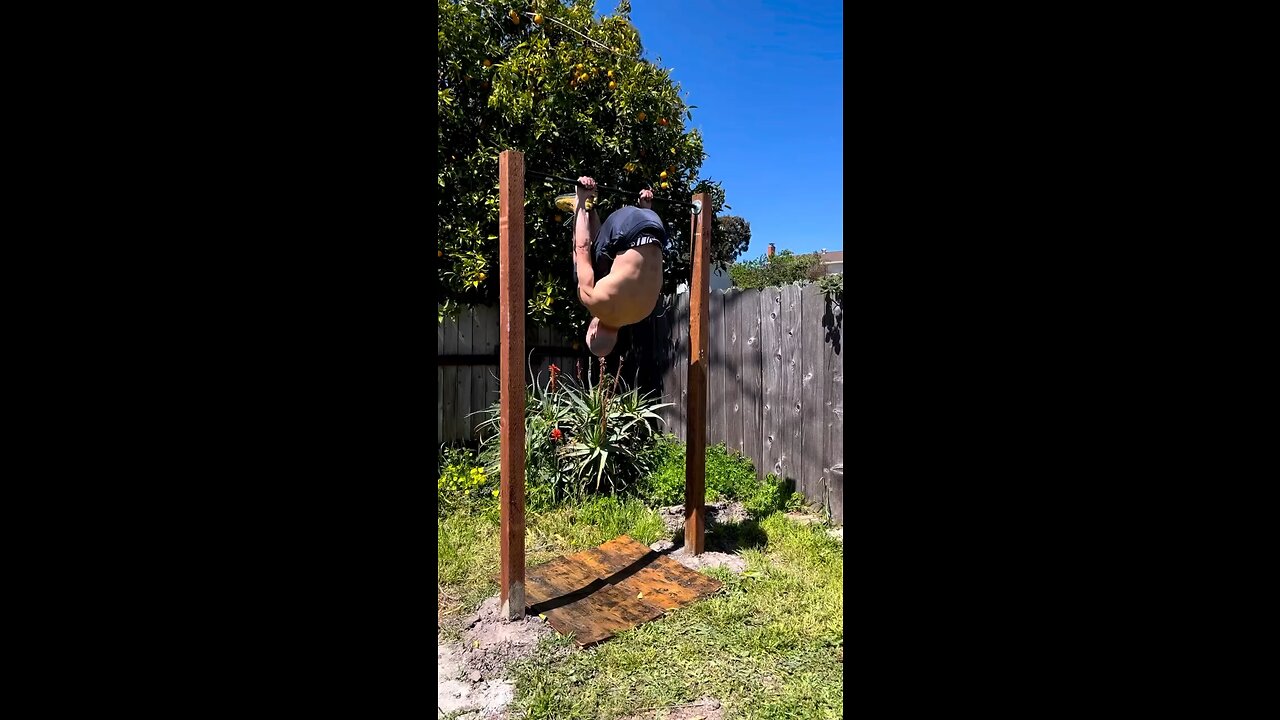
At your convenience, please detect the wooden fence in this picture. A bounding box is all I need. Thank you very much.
[437,283,844,523]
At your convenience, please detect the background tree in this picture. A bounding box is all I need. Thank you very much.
[727,249,823,289]
[438,0,743,337]
[713,216,751,271]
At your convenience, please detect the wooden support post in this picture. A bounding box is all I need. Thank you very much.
[685,193,712,555]
[498,150,526,619]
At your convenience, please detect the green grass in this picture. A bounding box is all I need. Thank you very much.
[438,500,844,720]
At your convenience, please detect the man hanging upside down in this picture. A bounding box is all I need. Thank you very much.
[571,176,666,357]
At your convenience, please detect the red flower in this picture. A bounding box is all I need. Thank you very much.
[550,428,563,441]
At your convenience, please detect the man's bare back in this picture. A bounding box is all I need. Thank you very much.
[581,244,664,327]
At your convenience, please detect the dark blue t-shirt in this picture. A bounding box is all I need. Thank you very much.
[582,205,666,281]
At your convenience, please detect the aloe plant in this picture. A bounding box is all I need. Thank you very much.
[475,356,672,501]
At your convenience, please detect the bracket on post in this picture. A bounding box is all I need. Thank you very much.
[690,199,703,215]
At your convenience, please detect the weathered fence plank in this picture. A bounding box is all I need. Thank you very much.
[779,285,803,488]
[706,290,725,451]
[442,310,459,443]
[676,293,691,442]
[825,302,844,524]
[484,307,500,424]
[722,289,744,457]
[799,285,827,511]
[650,298,675,433]
[759,288,783,478]
[529,323,548,388]
[468,306,487,438]
[738,289,764,482]
[457,308,475,440]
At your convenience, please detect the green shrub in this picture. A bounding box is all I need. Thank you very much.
[437,445,498,517]
[640,435,789,516]
[636,434,687,506]
[476,357,672,506]
[705,442,761,504]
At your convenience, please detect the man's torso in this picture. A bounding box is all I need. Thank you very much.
[592,244,663,326]
[587,206,666,326]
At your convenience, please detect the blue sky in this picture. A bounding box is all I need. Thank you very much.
[623,0,844,259]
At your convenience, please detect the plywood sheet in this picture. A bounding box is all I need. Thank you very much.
[502,535,723,646]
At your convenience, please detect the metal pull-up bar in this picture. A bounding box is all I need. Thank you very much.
[496,149,711,621]
[525,169,702,213]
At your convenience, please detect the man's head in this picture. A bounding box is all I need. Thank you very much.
[585,317,618,357]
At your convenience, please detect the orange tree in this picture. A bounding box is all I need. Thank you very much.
[437,0,736,337]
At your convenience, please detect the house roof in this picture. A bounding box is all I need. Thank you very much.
[821,250,843,263]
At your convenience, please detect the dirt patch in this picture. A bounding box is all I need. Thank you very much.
[668,546,746,574]
[652,502,749,574]
[438,642,513,719]
[618,697,725,720]
[458,595,556,679]
[438,595,559,719]
[784,511,825,525]
[658,500,748,534]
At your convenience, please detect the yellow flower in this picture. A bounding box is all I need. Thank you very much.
[492,489,500,497]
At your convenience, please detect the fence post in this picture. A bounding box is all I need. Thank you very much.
[498,149,526,619]
[685,193,712,555]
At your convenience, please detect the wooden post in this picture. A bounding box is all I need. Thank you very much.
[685,193,712,555]
[498,150,526,619]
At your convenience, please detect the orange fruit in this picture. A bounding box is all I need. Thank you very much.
[483,59,491,67]
[509,10,519,23]
[660,171,668,179]
[534,13,543,24]
[637,111,647,121]
[609,81,617,90]
[478,272,487,281]
[659,117,668,126]
[554,214,562,222]
[661,181,669,189]
[607,69,614,78]
[576,63,584,71]
[438,250,443,257]
[579,73,589,82]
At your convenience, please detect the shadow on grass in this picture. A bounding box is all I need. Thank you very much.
[669,516,770,555]
[662,477,798,555]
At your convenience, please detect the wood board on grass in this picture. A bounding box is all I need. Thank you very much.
[495,535,723,646]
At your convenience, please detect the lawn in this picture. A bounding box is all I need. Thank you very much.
[437,497,844,719]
